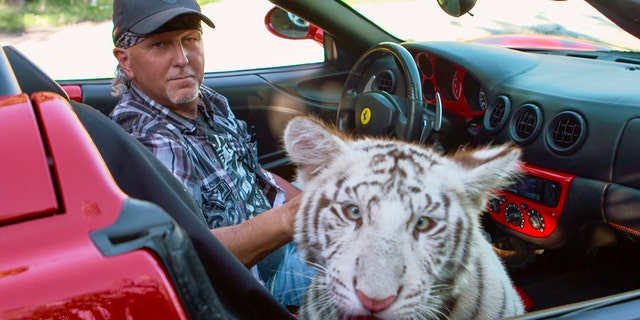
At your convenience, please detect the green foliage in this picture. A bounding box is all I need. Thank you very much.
[1,0,220,34]
[24,0,113,27]
[0,4,25,33]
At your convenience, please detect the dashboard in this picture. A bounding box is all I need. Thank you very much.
[383,41,640,248]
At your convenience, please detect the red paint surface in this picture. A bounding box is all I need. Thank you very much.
[489,164,575,238]
[0,92,188,319]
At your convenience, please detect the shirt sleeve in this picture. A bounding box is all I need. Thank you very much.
[259,170,287,208]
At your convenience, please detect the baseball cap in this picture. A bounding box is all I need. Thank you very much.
[112,0,215,44]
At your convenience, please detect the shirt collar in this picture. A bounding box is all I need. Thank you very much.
[129,83,205,134]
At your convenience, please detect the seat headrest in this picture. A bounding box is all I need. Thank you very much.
[0,47,21,97]
[2,45,69,100]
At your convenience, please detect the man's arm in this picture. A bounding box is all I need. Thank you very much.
[212,170,301,268]
[212,194,302,267]
[130,128,303,267]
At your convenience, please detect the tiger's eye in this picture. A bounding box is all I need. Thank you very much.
[344,204,361,221]
[415,216,433,232]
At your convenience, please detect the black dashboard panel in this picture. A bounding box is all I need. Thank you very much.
[479,53,638,182]
[402,41,640,247]
[403,41,640,182]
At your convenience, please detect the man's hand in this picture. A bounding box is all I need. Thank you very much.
[211,190,303,268]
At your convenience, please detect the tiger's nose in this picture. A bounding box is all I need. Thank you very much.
[356,289,397,313]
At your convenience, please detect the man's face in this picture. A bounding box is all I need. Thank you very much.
[120,29,205,113]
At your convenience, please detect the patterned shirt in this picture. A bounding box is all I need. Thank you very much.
[110,84,285,229]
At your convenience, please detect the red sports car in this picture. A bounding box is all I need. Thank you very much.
[2,0,640,319]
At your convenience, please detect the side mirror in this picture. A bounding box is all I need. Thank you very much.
[264,7,323,44]
[437,0,476,17]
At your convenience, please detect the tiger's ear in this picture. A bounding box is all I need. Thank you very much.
[451,144,522,205]
[284,116,347,184]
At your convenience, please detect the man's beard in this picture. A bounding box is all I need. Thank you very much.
[168,80,200,105]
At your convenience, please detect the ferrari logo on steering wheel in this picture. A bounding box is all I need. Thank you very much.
[360,107,372,125]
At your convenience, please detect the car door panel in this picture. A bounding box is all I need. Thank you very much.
[202,63,345,177]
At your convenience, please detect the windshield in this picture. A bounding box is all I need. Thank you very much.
[344,0,640,51]
[0,0,324,81]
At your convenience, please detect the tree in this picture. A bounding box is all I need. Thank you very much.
[4,0,25,6]
[1,0,25,33]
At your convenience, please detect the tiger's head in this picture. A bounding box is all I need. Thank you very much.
[284,116,522,319]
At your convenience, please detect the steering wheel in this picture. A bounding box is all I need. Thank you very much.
[337,42,426,141]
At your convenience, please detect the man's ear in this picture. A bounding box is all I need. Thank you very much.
[113,47,133,78]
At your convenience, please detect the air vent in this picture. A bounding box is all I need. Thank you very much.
[375,70,396,93]
[545,111,586,155]
[417,54,433,77]
[482,95,511,133]
[509,104,542,145]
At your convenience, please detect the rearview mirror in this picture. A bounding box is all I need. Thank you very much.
[265,7,324,44]
[437,0,476,17]
[266,7,310,39]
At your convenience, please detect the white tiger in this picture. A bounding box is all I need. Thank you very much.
[283,116,525,320]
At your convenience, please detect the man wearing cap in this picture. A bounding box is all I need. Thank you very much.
[109,0,313,308]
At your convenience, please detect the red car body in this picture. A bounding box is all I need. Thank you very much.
[0,92,187,319]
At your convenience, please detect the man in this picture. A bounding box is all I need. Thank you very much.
[109,0,312,306]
